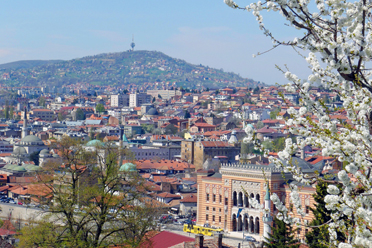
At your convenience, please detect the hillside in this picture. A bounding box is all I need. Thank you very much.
[0,60,63,70]
[0,50,261,89]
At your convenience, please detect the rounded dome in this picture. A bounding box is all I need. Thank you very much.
[20,135,42,143]
[40,149,50,155]
[28,165,42,171]
[11,166,26,172]
[23,164,35,170]
[119,163,137,172]
[146,108,159,116]
[12,147,27,155]
[86,139,104,147]
[3,164,13,169]
[7,164,19,170]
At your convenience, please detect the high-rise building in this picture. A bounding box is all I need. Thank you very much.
[129,93,151,107]
[147,89,182,100]
[111,94,129,107]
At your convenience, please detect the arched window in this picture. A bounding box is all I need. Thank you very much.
[244,194,249,208]
[250,193,254,208]
[238,215,243,231]
[238,192,243,207]
[232,214,237,231]
[255,217,260,234]
[233,191,237,206]
[249,216,254,233]
[256,194,260,204]
[244,215,249,232]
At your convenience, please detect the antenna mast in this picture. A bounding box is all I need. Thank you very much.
[130,34,135,51]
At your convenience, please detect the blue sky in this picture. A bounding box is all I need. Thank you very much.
[0,0,309,85]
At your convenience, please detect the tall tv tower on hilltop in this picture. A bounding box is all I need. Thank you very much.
[130,34,135,51]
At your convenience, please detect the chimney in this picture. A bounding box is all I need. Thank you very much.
[195,234,204,248]
[214,233,223,248]
[300,147,305,160]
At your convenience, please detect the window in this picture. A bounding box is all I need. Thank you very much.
[219,195,222,203]
[306,206,310,214]
[219,216,222,222]
[225,197,228,205]
[206,194,210,201]
[213,194,216,202]
[297,228,302,235]
[213,207,215,212]
[212,215,215,221]
[305,229,308,235]
[206,206,209,211]
[290,204,293,212]
[219,208,221,212]
[206,214,209,221]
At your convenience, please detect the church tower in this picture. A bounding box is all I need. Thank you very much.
[263,184,273,241]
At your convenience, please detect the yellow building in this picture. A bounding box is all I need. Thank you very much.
[196,159,316,242]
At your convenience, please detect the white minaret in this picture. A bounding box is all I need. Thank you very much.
[263,184,273,241]
[21,107,28,139]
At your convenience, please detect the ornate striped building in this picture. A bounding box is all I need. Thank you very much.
[196,159,316,241]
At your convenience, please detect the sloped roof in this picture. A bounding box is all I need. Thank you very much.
[142,231,194,248]
[256,125,277,133]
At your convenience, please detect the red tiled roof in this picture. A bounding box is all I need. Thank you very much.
[180,194,197,203]
[256,126,277,133]
[142,231,194,248]
[200,141,232,148]
[156,192,181,198]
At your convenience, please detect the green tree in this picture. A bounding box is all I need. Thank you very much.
[39,96,46,107]
[305,180,346,248]
[58,112,64,121]
[4,100,9,119]
[184,110,191,119]
[256,121,264,129]
[164,124,178,135]
[157,94,162,99]
[95,103,105,113]
[29,151,41,165]
[75,108,85,120]
[272,137,285,152]
[253,86,260,94]
[141,124,154,133]
[152,97,156,103]
[152,128,161,135]
[18,137,159,248]
[264,217,300,248]
[262,140,274,151]
[270,108,281,120]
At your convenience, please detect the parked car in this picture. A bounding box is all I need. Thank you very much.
[17,202,23,205]
[244,236,256,242]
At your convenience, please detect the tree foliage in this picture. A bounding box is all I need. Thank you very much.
[305,180,346,248]
[39,96,46,107]
[18,137,160,248]
[164,124,178,135]
[184,110,191,119]
[270,108,280,120]
[75,108,85,120]
[263,217,300,248]
[225,0,372,245]
[95,103,105,113]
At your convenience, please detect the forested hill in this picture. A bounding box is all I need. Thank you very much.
[0,50,262,88]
